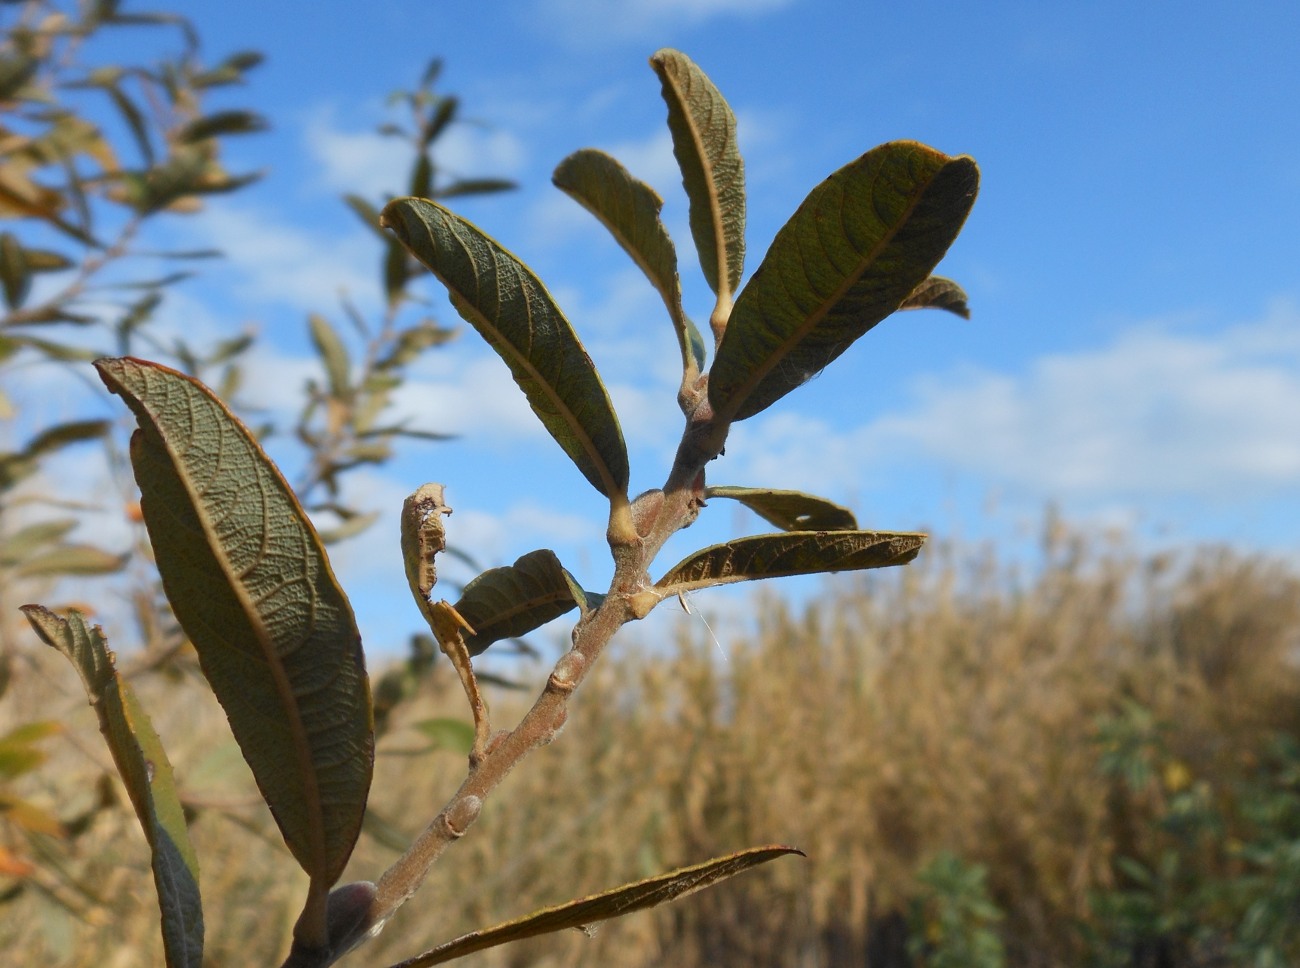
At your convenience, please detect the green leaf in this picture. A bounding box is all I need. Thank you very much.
[0,333,97,360]
[342,194,387,242]
[94,358,373,903]
[409,153,434,199]
[22,248,74,273]
[412,718,474,755]
[0,52,38,101]
[708,142,979,422]
[175,110,268,143]
[655,530,925,597]
[23,419,111,457]
[103,81,155,165]
[650,49,745,312]
[422,97,458,148]
[315,511,380,545]
[381,197,630,498]
[453,550,582,656]
[0,519,78,564]
[0,721,60,779]
[386,845,803,968]
[189,50,264,88]
[553,148,704,379]
[436,178,516,200]
[374,320,457,371]
[22,606,203,968]
[0,745,45,779]
[899,275,971,319]
[383,238,411,305]
[308,314,352,398]
[0,232,31,308]
[705,485,858,532]
[12,544,125,578]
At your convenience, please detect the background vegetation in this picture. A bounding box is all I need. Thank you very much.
[4,521,1298,966]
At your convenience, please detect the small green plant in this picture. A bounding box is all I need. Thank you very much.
[1085,701,1300,967]
[23,48,978,966]
[907,850,1007,968]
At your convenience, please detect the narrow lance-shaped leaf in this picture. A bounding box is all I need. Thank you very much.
[308,314,352,399]
[436,178,517,200]
[453,549,583,656]
[94,358,373,937]
[386,845,804,968]
[13,544,125,578]
[651,49,745,324]
[553,148,705,379]
[0,232,31,309]
[342,194,388,242]
[899,275,970,319]
[705,485,858,532]
[0,519,77,564]
[381,197,629,498]
[709,141,979,422]
[22,606,203,968]
[656,530,925,598]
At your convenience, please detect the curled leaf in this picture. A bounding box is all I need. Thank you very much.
[553,148,703,380]
[401,483,451,633]
[899,275,970,319]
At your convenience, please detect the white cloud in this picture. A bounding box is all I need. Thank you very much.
[191,202,378,314]
[394,351,552,441]
[533,0,799,45]
[728,301,1300,504]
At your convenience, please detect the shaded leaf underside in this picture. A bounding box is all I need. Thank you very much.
[95,357,373,892]
[552,148,704,376]
[900,275,970,319]
[651,48,745,304]
[656,530,925,596]
[453,549,582,656]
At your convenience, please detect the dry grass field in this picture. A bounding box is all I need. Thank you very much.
[3,522,1299,966]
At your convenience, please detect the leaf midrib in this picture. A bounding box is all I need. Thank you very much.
[557,154,689,343]
[674,69,730,304]
[433,218,621,499]
[656,531,925,594]
[151,389,328,881]
[716,156,939,423]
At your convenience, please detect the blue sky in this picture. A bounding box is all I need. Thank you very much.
[13,1,1300,653]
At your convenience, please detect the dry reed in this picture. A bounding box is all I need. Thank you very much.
[3,523,1297,966]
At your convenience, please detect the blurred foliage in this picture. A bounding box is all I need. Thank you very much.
[907,852,1006,968]
[1085,704,1300,967]
[0,0,265,656]
[5,522,1295,965]
[293,56,515,536]
[0,0,509,917]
